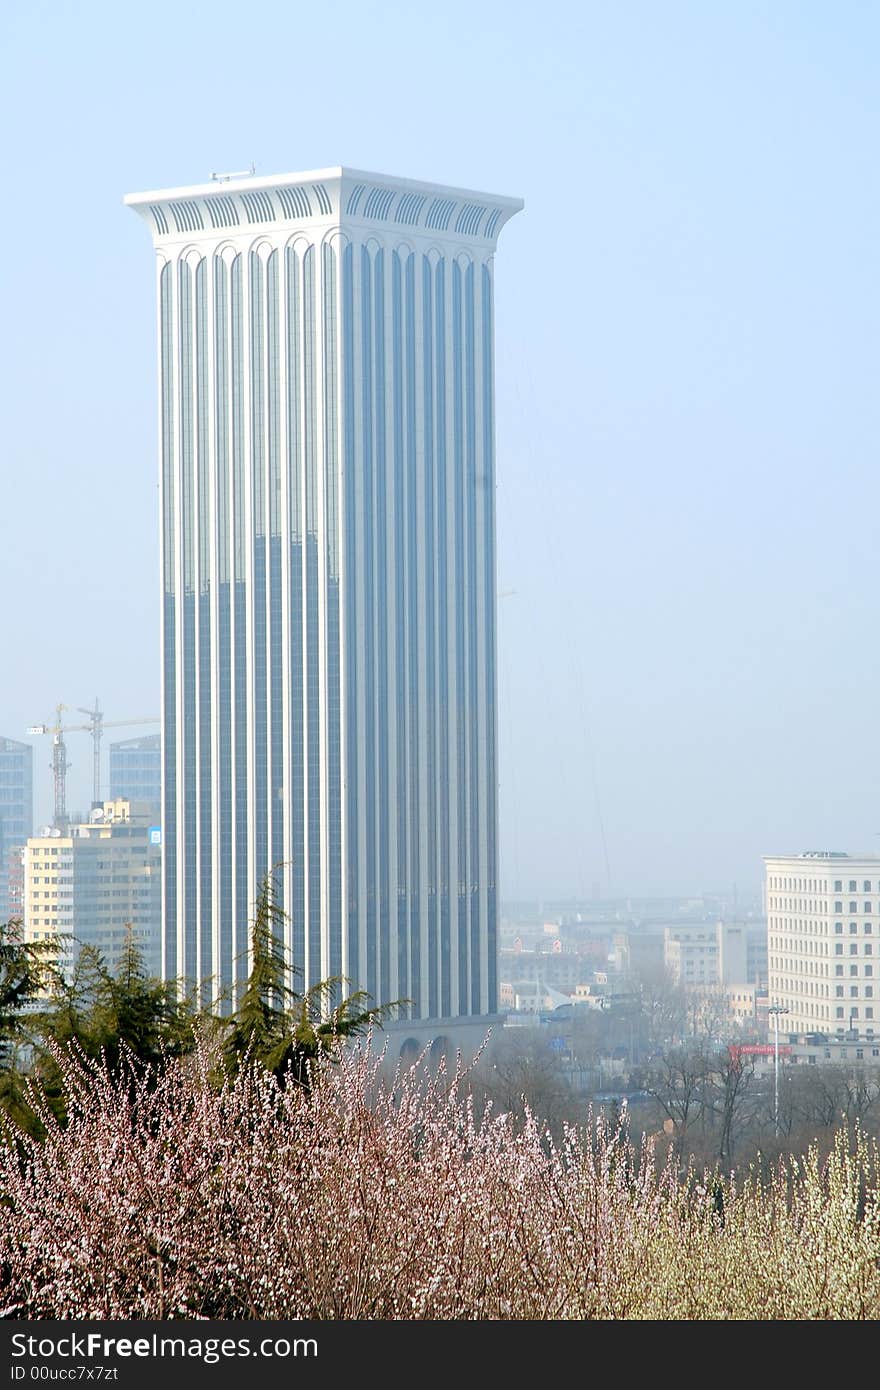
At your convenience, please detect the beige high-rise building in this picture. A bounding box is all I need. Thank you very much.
[765,851,879,1041]
[24,800,161,978]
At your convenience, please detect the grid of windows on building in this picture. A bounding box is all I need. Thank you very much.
[109,734,161,815]
[764,852,880,1042]
[23,800,161,978]
[0,737,33,926]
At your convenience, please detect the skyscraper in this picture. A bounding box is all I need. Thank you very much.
[0,737,33,925]
[125,167,522,1023]
[110,734,162,816]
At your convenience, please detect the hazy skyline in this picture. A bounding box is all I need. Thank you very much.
[2,2,878,901]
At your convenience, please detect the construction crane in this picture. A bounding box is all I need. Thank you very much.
[74,699,160,808]
[27,703,71,832]
[27,700,159,829]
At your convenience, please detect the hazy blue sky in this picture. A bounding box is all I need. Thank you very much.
[2,1,877,901]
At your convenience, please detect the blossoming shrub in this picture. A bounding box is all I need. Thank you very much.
[1,1039,879,1319]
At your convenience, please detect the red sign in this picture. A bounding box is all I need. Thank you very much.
[729,1044,792,1060]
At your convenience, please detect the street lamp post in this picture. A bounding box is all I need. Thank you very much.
[768,1004,790,1137]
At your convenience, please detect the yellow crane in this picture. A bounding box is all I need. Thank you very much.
[27,699,159,830]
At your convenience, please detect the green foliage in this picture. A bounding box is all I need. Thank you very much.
[0,919,54,1070]
[0,920,58,1133]
[0,875,402,1128]
[27,932,200,1129]
[224,870,404,1087]
[38,935,194,1073]
[224,870,292,1069]
[97,933,196,1072]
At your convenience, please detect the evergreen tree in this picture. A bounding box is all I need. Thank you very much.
[225,869,404,1088]
[0,919,58,1132]
[30,930,201,1126]
[224,870,292,1071]
[0,919,53,1070]
[92,931,196,1074]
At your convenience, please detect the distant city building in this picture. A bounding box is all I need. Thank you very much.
[5,846,24,927]
[572,971,632,1011]
[505,979,572,1014]
[664,919,767,990]
[724,983,765,1029]
[0,737,33,925]
[785,1036,880,1066]
[499,935,611,1001]
[24,799,162,977]
[765,850,880,1042]
[611,928,665,976]
[717,920,767,987]
[109,734,161,814]
[731,1035,880,1069]
[664,923,719,987]
[24,833,75,979]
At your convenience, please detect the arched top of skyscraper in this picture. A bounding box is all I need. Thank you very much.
[124,166,524,250]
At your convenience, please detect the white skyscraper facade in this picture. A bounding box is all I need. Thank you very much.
[125,167,522,1021]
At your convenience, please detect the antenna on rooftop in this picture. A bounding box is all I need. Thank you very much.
[210,164,256,183]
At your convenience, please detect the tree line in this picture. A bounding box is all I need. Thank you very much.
[0,870,401,1134]
[460,987,880,1181]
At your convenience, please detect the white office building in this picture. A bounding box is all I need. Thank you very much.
[125,166,522,1022]
[765,851,880,1040]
